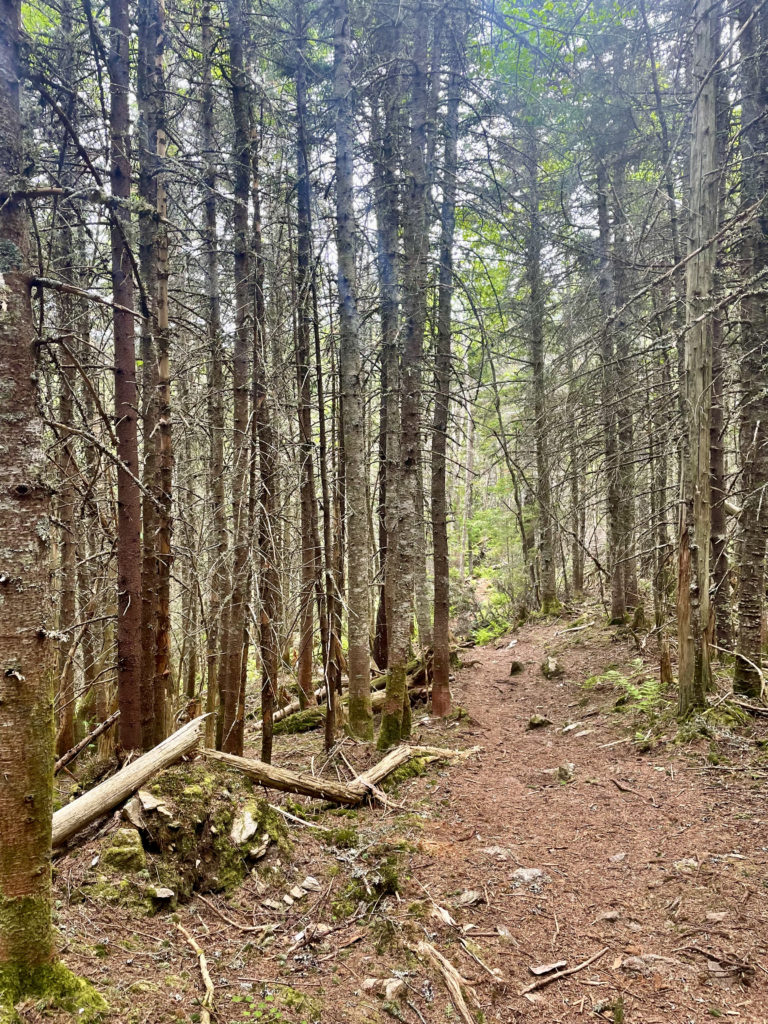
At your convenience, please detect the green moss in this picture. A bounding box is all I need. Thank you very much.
[0,961,107,1023]
[102,828,146,872]
[382,757,430,790]
[323,826,359,849]
[273,706,326,735]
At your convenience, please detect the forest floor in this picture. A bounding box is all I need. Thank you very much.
[39,606,768,1024]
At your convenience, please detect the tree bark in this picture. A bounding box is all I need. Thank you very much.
[431,39,461,717]
[334,0,374,739]
[109,0,143,751]
[678,0,719,715]
[0,0,57,973]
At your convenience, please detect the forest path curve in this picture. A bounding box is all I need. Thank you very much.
[410,615,768,1023]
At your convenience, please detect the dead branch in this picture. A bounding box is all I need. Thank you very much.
[518,946,608,996]
[54,710,120,774]
[177,924,214,1023]
[200,744,479,807]
[415,940,478,1024]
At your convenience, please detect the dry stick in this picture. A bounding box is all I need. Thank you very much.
[554,621,595,636]
[518,946,608,996]
[416,940,478,1024]
[196,893,274,935]
[177,923,214,1023]
[268,802,332,832]
[54,710,120,774]
[610,777,657,806]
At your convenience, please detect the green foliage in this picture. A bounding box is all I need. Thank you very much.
[583,659,668,719]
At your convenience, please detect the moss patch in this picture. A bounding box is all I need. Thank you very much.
[0,961,106,1023]
[274,706,326,735]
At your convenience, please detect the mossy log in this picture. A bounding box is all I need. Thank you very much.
[259,655,430,733]
[52,715,207,848]
[201,743,478,806]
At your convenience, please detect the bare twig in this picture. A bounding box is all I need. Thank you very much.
[177,924,214,1023]
[519,946,608,996]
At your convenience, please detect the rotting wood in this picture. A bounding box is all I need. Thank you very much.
[54,709,121,774]
[518,946,608,996]
[415,940,478,1024]
[201,744,479,806]
[177,923,214,1023]
[52,715,207,847]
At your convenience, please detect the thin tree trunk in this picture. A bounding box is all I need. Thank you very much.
[431,41,461,717]
[734,1,768,698]
[678,0,719,715]
[219,0,252,754]
[110,0,143,751]
[201,0,226,749]
[334,0,373,739]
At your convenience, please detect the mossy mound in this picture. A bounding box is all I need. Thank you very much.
[143,762,290,899]
[274,705,326,735]
[0,962,107,1023]
[76,762,289,914]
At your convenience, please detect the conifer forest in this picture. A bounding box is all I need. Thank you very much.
[2,0,768,1020]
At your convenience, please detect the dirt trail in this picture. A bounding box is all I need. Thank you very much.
[48,614,768,1024]
[412,617,768,1023]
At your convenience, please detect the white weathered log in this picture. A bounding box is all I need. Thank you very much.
[201,743,478,807]
[52,715,208,847]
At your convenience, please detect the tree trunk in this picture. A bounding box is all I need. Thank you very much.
[0,0,57,978]
[678,0,719,714]
[110,0,143,751]
[334,0,374,739]
[431,42,461,717]
[201,0,226,749]
[219,0,252,754]
[526,127,558,615]
[734,1,768,698]
[381,10,430,748]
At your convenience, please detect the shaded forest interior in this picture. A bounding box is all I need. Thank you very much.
[1,0,768,1019]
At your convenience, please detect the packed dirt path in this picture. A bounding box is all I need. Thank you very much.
[47,612,768,1024]
[412,615,768,1023]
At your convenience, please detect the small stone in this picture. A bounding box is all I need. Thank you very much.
[137,790,164,812]
[610,852,627,864]
[247,836,270,861]
[541,657,564,679]
[231,808,259,845]
[300,875,321,892]
[562,722,582,733]
[283,894,294,906]
[527,714,552,730]
[263,899,282,911]
[289,885,306,900]
[557,762,576,782]
[511,867,544,886]
[456,889,484,907]
[674,858,699,872]
[482,846,512,860]
[102,828,146,872]
[122,795,145,830]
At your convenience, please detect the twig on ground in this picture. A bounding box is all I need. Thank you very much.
[611,778,657,806]
[177,923,215,1023]
[196,893,274,935]
[415,940,478,1024]
[518,946,608,996]
[268,803,332,831]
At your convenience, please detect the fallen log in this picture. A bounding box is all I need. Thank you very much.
[52,715,208,848]
[54,709,121,775]
[200,743,478,807]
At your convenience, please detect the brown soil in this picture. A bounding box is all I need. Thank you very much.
[40,611,768,1024]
